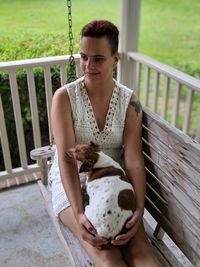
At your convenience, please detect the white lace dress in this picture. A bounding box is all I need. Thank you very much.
[48,76,133,216]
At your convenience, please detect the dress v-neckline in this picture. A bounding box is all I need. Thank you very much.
[81,82,119,140]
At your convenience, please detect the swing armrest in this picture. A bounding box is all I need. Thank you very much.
[30,145,56,185]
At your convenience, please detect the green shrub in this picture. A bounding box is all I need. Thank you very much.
[0,33,80,62]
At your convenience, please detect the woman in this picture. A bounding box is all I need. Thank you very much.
[49,20,162,267]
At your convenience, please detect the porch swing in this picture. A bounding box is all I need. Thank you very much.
[30,1,200,266]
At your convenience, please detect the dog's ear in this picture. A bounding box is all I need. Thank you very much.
[90,141,100,151]
[79,159,94,173]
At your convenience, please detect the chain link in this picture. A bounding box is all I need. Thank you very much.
[67,0,77,83]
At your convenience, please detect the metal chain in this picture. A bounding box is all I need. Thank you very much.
[49,0,76,149]
[67,0,77,83]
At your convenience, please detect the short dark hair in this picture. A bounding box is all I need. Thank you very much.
[81,20,119,55]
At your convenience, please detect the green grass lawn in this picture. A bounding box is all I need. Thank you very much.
[140,0,200,77]
[1,0,200,79]
[0,0,120,61]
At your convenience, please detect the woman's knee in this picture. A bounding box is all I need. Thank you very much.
[59,209,127,267]
[94,247,127,267]
[123,224,162,267]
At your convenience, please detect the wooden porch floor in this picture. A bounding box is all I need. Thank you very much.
[0,183,71,267]
[0,171,41,191]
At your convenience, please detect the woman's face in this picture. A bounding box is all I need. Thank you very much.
[80,36,119,83]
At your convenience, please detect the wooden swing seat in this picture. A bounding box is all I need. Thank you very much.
[30,108,200,267]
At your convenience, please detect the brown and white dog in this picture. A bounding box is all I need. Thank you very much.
[67,141,135,240]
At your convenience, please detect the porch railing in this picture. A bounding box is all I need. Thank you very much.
[0,53,199,180]
[128,52,200,141]
[0,54,81,180]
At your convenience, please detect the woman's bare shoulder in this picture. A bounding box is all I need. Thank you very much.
[52,86,70,106]
[53,86,68,98]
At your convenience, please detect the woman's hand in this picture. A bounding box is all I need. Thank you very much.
[77,213,108,249]
[111,208,144,246]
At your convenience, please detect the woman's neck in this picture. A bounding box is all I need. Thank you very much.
[84,77,115,97]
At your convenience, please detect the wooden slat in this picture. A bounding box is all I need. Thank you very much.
[161,77,170,119]
[0,95,12,173]
[76,63,82,79]
[144,163,169,193]
[153,71,160,113]
[172,82,181,127]
[60,63,67,86]
[144,66,150,107]
[146,185,167,212]
[183,88,193,134]
[195,114,200,142]
[9,70,28,169]
[135,61,142,97]
[44,65,53,143]
[26,67,41,148]
[153,224,165,240]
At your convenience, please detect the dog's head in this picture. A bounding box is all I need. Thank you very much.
[66,141,100,173]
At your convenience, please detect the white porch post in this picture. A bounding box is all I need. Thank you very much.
[117,0,141,91]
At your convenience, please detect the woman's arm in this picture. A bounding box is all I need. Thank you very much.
[51,87,107,247]
[124,93,146,214]
[51,87,83,217]
[112,92,146,245]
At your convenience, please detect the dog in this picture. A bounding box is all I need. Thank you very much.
[67,141,136,240]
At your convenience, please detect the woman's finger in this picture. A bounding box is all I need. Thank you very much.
[82,230,108,247]
[82,219,97,235]
[80,221,108,247]
[111,220,140,245]
[78,214,108,247]
[126,210,141,229]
